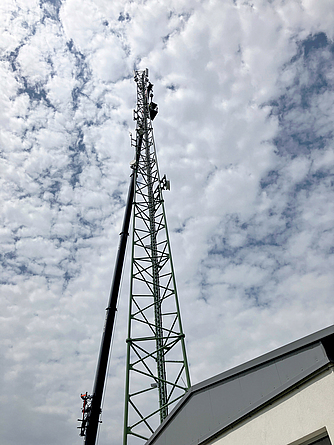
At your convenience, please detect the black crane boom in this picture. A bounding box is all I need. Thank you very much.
[80,136,141,444]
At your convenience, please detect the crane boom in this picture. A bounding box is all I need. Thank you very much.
[79,165,137,445]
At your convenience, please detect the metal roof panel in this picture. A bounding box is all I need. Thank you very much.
[146,325,334,445]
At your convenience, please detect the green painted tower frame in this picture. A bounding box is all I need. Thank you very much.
[123,69,191,445]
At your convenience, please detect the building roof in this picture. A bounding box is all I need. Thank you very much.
[146,325,334,445]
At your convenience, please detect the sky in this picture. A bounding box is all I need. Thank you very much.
[1,0,334,444]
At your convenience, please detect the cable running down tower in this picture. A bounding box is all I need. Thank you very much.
[123,69,191,445]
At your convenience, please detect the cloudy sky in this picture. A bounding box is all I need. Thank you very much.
[1,0,334,444]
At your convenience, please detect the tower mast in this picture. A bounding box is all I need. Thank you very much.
[123,69,191,445]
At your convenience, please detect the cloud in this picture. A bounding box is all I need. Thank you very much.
[1,1,334,445]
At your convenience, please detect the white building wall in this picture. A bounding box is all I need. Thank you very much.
[213,367,334,445]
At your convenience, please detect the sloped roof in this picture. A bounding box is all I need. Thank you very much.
[146,325,334,445]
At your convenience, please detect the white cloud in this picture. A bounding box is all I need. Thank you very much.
[1,0,334,444]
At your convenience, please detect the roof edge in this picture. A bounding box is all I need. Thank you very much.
[191,324,334,393]
[146,324,334,445]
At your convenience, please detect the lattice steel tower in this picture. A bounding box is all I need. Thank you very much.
[123,69,191,445]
